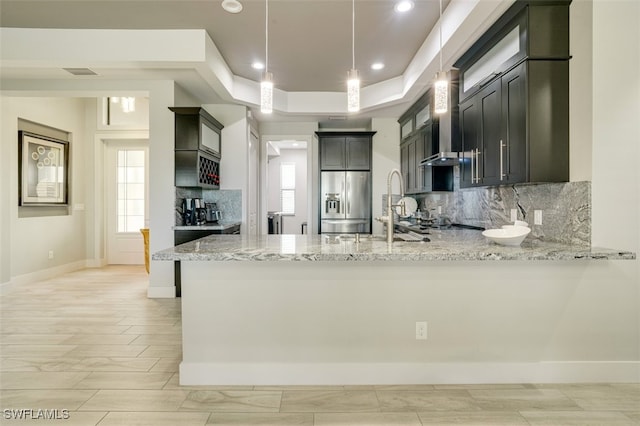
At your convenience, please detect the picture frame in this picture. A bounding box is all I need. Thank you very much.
[19,131,69,205]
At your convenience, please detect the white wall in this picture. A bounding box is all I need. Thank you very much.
[0,97,89,288]
[267,149,308,234]
[569,0,593,181]
[590,0,639,253]
[203,104,249,233]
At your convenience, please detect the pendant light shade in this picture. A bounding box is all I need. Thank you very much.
[347,68,360,112]
[261,71,273,114]
[347,0,360,112]
[261,0,273,114]
[434,0,448,114]
[434,71,448,114]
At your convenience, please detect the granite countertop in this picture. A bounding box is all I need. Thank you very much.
[173,221,241,231]
[153,229,636,262]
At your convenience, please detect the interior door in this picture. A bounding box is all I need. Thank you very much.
[106,140,149,265]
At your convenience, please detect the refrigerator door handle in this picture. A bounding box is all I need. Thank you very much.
[341,179,345,214]
[346,175,351,214]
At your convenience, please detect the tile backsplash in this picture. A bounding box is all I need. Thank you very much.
[412,179,591,246]
[175,188,242,225]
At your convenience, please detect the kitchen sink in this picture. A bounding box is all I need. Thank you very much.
[333,233,430,243]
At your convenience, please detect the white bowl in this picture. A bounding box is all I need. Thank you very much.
[482,226,531,246]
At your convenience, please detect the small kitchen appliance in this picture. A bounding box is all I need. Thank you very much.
[205,202,222,223]
[182,198,207,225]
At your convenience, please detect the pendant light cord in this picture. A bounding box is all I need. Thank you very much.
[352,0,355,69]
[265,0,269,73]
[438,0,443,71]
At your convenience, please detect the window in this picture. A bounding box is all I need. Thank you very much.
[280,163,295,215]
[117,149,145,232]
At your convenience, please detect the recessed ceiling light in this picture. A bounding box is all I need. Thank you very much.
[252,62,265,70]
[371,62,385,70]
[394,0,414,13]
[222,0,243,14]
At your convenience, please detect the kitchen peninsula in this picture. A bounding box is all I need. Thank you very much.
[153,233,635,386]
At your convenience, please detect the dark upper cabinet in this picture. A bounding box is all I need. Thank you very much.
[317,132,374,171]
[398,89,453,193]
[345,137,371,170]
[478,78,502,186]
[461,62,528,188]
[174,149,220,189]
[171,107,223,158]
[501,62,527,183]
[456,0,569,188]
[459,97,479,188]
[400,134,419,193]
[171,107,224,189]
[319,135,346,169]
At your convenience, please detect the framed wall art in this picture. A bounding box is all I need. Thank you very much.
[19,131,69,205]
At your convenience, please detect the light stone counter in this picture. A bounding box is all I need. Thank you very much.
[153,230,635,262]
[154,230,636,386]
[173,221,241,232]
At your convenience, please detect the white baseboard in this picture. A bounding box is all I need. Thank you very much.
[0,260,88,295]
[147,285,175,298]
[179,361,640,386]
[85,258,107,268]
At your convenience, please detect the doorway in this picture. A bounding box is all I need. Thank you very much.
[265,139,309,234]
[105,140,149,264]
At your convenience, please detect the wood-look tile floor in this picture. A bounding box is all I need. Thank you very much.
[1,266,638,425]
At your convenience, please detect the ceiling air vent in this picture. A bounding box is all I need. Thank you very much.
[63,68,98,76]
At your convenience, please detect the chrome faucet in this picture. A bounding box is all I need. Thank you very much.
[377,169,406,244]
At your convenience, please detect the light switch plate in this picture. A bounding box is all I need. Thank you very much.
[415,321,428,340]
[510,209,517,222]
[534,210,543,225]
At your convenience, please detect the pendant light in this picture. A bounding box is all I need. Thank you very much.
[347,0,360,112]
[261,0,273,114]
[434,0,448,114]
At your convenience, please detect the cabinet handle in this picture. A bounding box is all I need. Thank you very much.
[500,140,505,181]
[470,150,475,184]
[474,149,481,183]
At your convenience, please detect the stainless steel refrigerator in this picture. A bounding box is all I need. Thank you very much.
[320,171,371,233]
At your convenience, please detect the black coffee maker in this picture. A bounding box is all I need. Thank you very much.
[182,198,206,225]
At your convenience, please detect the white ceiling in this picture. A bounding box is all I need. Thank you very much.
[0,0,512,124]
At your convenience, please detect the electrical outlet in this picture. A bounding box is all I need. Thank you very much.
[48,250,54,260]
[510,209,517,222]
[415,321,428,340]
[534,210,543,225]
[437,205,442,215]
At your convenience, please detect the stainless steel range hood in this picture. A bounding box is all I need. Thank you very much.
[420,71,460,167]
